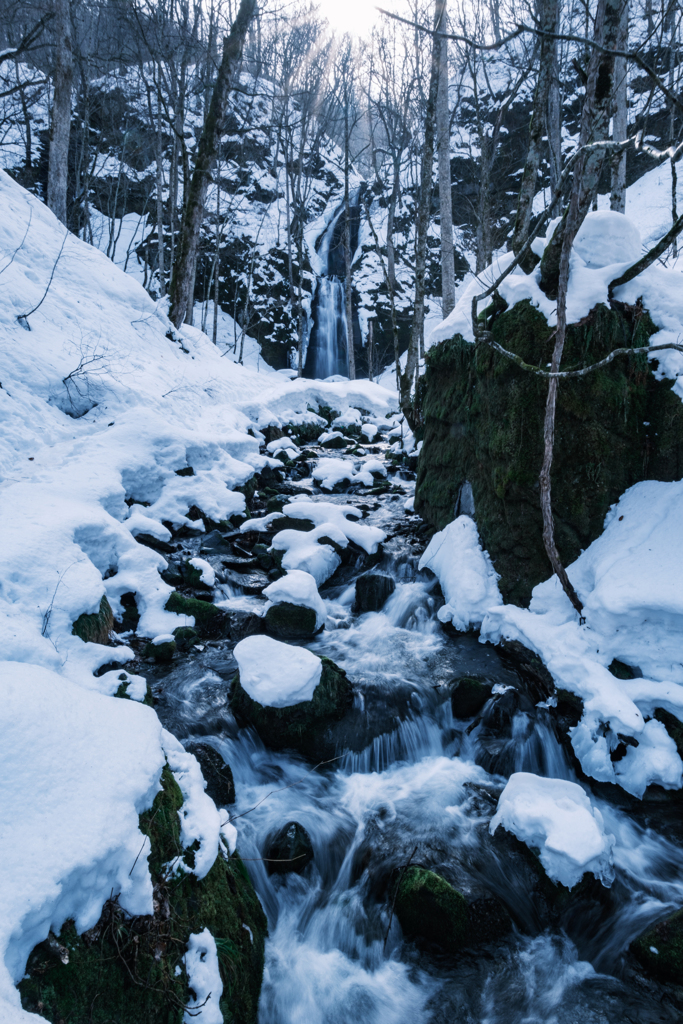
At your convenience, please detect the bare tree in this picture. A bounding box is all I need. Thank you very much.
[47,0,74,224]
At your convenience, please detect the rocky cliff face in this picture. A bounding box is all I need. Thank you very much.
[415,300,683,605]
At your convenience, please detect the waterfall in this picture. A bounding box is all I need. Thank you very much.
[304,199,354,380]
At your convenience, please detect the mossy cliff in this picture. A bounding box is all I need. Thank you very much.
[20,766,267,1024]
[415,300,683,604]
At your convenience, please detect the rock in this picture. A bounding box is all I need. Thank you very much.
[632,908,683,984]
[265,821,314,875]
[165,591,226,638]
[354,573,395,612]
[118,592,139,631]
[221,567,270,594]
[200,529,236,555]
[320,432,347,449]
[72,596,113,645]
[450,676,492,719]
[230,655,353,760]
[264,602,318,640]
[172,626,200,652]
[394,866,468,953]
[186,742,235,806]
[145,638,176,663]
[135,532,175,554]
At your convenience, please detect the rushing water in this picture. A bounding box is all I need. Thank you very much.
[152,450,683,1024]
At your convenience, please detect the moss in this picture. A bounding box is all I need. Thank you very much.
[72,596,114,645]
[264,602,318,639]
[165,592,225,637]
[415,301,683,604]
[394,867,468,952]
[230,656,353,760]
[145,639,176,663]
[632,908,683,984]
[20,766,267,1024]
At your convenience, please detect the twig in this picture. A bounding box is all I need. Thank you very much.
[0,206,31,277]
[17,227,69,329]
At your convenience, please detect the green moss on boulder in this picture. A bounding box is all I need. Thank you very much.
[230,656,353,760]
[450,676,492,719]
[264,602,318,639]
[165,591,226,637]
[631,908,683,984]
[20,766,267,1024]
[394,867,468,952]
[72,596,114,645]
[415,301,683,604]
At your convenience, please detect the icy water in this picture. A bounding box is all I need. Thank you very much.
[152,445,683,1024]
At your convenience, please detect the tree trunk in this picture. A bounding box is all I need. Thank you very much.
[540,0,624,297]
[386,154,400,289]
[169,0,256,328]
[367,319,374,382]
[511,0,559,264]
[403,0,445,416]
[47,0,73,226]
[437,32,455,317]
[343,105,356,381]
[475,134,492,273]
[610,1,629,212]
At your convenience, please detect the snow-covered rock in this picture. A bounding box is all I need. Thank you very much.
[233,635,322,707]
[263,570,326,630]
[573,210,641,268]
[418,515,502,631]
[183,929,223,1024]
[490,773,615,889]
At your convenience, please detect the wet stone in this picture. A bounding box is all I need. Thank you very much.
[264,602,318,640]
[265,821,314,875]
[449,676,493,719]
[185,742,235,807]
[354,572,396,612]
[394,866,468,953]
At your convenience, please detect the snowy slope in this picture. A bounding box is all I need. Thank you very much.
[0,169,397,1022]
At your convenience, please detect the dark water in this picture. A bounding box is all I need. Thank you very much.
[152,450,683,1024]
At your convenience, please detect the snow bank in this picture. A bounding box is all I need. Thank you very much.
[418,516,502,630]
[183,929,223,1024]
[0,662,164,1022]
[233,635,322,707]
[482,481,683,797]
[263,570,326,629]
[490,773,615,889]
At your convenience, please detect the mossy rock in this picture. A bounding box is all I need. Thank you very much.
[173,626,200,652]
[450,676,492,719]
[72,596,114,645]
[264,602,318,639]
[415,301,683,605]
[165,591,226,638]
[118,592,140,631]
[394,866,468,953]
[145,639,176,663]
[20,766,267,1024]
[354,573,395,612]
[230,656,353,760]
[632,909,683,984]
[186,742,235,806]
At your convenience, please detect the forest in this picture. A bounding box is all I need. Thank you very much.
[1,0,683,1021]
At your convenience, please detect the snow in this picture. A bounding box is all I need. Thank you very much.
[490,773,615,889]
[0,662,164,1022]
[183,929,224,1024]
[481,481,683,797]
[263,570,326,629]
[312,457,386,490]
[361,423,378,441]
[189,557,216,587]
[279,499,386,554]
[271,523,346,585]
[572,211,641,268]
[233,634,323,707]
[418,516,502,631]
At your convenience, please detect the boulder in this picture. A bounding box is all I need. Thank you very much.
[165,591,226,638]
[394,866,468,953]
[450,676,492,719]
[265,821,314,875]
[172,625,200,652]
[264,602,318,639]
[354,573,395,613]
[72,596,114,645]
[186,742,235,806]
[631,908,683,984]
[145,637,176,663]
[230,655,353,760]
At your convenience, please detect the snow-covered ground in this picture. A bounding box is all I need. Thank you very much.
[0,168,397,1022]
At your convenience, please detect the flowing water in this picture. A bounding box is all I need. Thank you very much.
[152,448,683,1024]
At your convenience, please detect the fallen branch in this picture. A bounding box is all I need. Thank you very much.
[483,339,683,377]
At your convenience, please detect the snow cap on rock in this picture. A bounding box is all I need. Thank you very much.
[233,634,322,707]
[573,211,641,269]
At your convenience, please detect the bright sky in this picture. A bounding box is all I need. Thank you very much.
[316,0,404,38]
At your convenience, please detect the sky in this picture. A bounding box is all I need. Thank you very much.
[316,0,403,38]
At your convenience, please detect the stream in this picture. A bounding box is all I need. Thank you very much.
[150,440,683,1024]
